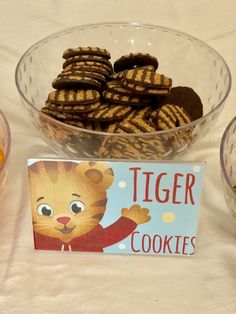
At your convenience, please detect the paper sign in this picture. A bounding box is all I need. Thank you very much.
[27,159,205,256]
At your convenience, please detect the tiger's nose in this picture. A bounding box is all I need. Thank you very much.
[57,216,71,225]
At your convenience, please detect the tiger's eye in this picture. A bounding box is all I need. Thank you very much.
[37,203,54,217]
[69,200,85,215]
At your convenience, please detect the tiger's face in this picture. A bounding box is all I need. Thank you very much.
[28,161,114,243]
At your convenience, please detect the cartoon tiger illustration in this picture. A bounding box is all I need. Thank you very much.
[28,160,151,252]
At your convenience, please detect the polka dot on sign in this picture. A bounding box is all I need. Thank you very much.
[118,243,126,250]
[162,212,176,223]
[118,181,127,188]
[193,165,201,173]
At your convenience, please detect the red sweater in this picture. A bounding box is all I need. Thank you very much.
[34,216,137,252]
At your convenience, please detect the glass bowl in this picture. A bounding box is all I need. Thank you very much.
[15,22,231,160]
[0,110,11,191]
[220,117,236,223]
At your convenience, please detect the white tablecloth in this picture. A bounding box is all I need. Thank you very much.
[0,1,236,313]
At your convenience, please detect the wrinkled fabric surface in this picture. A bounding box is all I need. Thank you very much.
[0,1,236,313]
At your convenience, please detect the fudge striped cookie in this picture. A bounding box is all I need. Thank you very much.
[63,62,111,77]
[63,55,113,71]
[45,101,101,113]
[103,90,151,106]
[122,67,172,89]
[59,70,107,84]
[156,104,192,130]
[114,53,158,72]
[52,75,102,90]
[63,47,111,59]
[84,103,132,121]
[121,81,170,95]
[47,89,100,105]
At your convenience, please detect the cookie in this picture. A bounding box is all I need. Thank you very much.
[115,118,156,133]
[99,129,166,159]
[126,106,153,120]
[111,65,155,81]
[41,107,66,121]
[121,81,170,95]
[59,70,107,84]
[47,89,100,105]
[154,104,194,152]
[52,75,102,90]
[103,90,151,106]
[106,80,135,96]
[122,67,172,88]
[114,53,158,72]
[158,86,203,121]
[45,101,101,113]
[98,137,142,159]
[63,63,111,77]
[84,103,132,121]
[63,55,113,71]
[63,47,111,59]
[156,104,192,130]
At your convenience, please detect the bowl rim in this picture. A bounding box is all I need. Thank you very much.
[220,116,236,191]
[15,21,232,137]
[0,110,11,172]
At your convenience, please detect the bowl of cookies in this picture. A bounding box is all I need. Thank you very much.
[0,110,11,191]
[15,22,231,160]
[220,117,236,223]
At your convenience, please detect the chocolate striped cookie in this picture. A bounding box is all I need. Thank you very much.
[47,89,100,105]
[52,75,102,90]
[63,55,113,71]
[99,129,166,159]
[126,106,153,120]
[42,107,93,121]
[103,90,151,106]
[59,70,107,85]
[106,80,135,96]
[114,53,158,72]
[121,81,170,95]
[115,118,156,133]
[45,101,101,113]
[63,63,111,77]
[41,107,66,121]
[84,103,132,121]
[122,67,172,89]
[111,65,155,81]
[155,104,194,151]
[63,47,111,59]
[156,104,192,130]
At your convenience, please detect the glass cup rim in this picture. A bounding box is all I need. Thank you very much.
[220,116,236,191]
[0,110,11,172]
[15,21,232,137]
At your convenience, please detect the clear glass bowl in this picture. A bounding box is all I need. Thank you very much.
[220,117,236,223]
[0,110,11,191]
[15,22,231,160]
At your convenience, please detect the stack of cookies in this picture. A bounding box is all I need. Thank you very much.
[41,47,203,159]
[42,47,115,130]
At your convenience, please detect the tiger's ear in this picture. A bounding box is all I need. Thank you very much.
[76,161,114,190]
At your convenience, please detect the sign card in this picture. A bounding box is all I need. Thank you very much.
[27,159,205,256]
